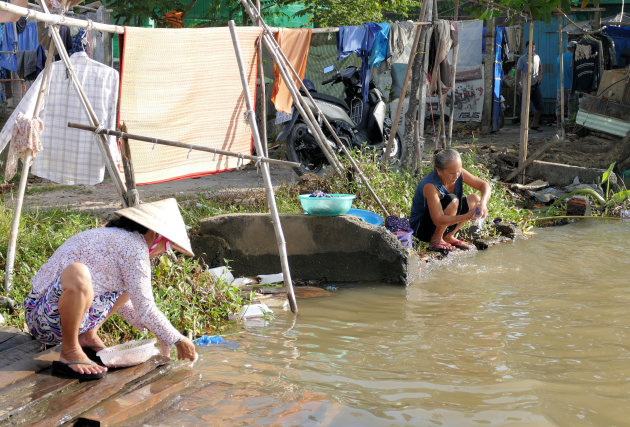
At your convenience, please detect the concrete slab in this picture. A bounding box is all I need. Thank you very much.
[526,160,617,187]
[192,213,421,286]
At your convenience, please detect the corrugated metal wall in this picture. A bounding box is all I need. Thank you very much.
[522,19,571,114]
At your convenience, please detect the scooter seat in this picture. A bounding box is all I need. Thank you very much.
[308,91,349,111]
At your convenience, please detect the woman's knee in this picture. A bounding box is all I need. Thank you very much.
[467,193,480,207]
[443,195,459,214]
[60,263,93,295]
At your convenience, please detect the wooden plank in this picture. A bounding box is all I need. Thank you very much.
[0,326,30,345]
[13,356,170,427]
[0,332,33,353]
[0,339,44,368]
[0,344,60,389]
[0,372,76,422]
[76,370,195,426]
[505,136,559,182]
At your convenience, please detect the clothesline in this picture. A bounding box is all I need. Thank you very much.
[0,2,483,37]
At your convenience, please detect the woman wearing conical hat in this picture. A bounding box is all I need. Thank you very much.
[22,198,197,380]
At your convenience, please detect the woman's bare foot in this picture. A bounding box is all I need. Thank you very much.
[78,329,107,351]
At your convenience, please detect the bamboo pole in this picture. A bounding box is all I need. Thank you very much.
[240,0,391,217]
[558,15,564,139]
[67,122,302,169]
[518,20,535,185]
[118,122,139,207]
[38,0,127,205]
[433,0,447,150]
[256,0,268,157]
[228,20,298,313]
[245,16,342,175]
[3,38,56,294]
[0,1,124,34]
[382,0,430,164]
[482,17,494,134]
[447,0,460,145]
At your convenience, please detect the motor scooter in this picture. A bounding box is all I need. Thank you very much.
[277,66,403,176]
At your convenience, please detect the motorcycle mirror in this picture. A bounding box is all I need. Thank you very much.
[323,65,335,74]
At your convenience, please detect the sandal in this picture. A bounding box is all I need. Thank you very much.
[81,346,106,365]
[52,360,106,380]
[449,239,472,250]
[428,242,455,253]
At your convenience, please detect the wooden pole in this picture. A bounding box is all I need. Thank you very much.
[382,0,430,164]
[413,4,434,170]
[228,20,298,313]
[255,0,268,157]
[119,122,139,207]
[67,122,302,169]
[38,0,128,205]
[447,0,460,145]
[239,0,391,217]
[518,20,535,185]
[558,15,565,138]
[3,38,56,294]
[505,134,560,182]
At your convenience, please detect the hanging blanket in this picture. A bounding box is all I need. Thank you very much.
[119,26,263,185]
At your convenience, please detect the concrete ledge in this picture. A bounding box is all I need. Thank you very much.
[192,213,421,286]
[526,160,616,187]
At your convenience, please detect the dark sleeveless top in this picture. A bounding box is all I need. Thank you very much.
[409,169,463,233]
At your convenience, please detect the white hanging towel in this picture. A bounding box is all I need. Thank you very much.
[0,52,119,185]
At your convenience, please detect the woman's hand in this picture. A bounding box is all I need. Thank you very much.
[175,337,197,362]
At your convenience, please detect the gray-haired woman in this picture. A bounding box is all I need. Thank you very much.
[409,149,491,252]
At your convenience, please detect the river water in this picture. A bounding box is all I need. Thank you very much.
[154,221,630,426]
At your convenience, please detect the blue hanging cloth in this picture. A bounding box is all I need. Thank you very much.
[338,22,390,102]
[1,21,38,71]
[492,27,506,132]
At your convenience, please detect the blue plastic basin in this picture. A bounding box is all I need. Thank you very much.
[298,194,355,216]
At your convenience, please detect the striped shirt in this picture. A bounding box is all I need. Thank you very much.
[0,52,119,185]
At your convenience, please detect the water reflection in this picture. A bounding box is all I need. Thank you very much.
[149,222,630,426]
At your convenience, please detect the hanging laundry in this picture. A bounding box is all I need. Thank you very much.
[53,25,73,61]
[15,50,36,79]
[0,52,119,185]
[454,20,482,68]
[573,36,601,93]
[0,20,38,71]
[69,28,89,56]
[368,22,389,69]
[4,113,43,180]
[119,26,262,185]
[337,22,389,102]
[428,20,457,95]
[271,28,312,114]
[492,27,507,132]
[388,21,415,99]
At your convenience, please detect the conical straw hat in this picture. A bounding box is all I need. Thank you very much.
[115,198,194,256]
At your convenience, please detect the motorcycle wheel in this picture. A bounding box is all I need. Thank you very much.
[286,122,328,177]
[382,122,403,164]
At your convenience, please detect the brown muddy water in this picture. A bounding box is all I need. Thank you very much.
[149,221,630,426]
